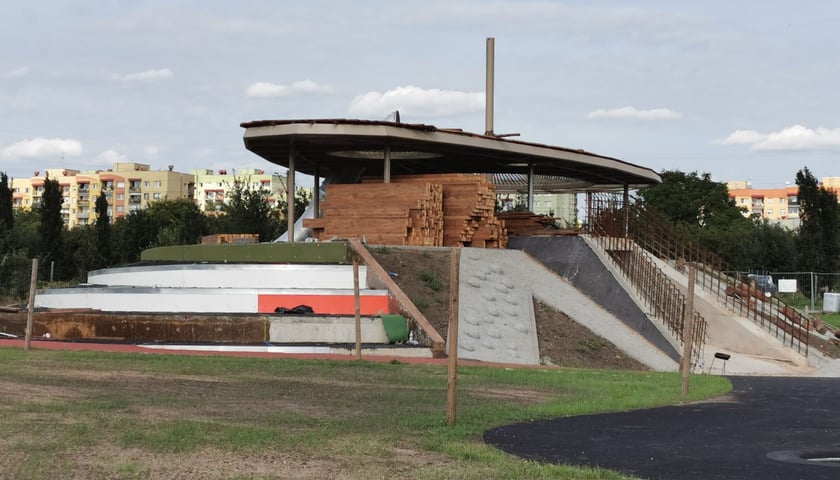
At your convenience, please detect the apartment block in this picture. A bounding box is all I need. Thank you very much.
[192,168,287,212]
[726,177,840,229]
[11,163,195,228]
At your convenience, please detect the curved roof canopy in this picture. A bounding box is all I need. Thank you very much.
[241,119,660,191]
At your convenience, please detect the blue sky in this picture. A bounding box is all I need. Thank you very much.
[2,1,839,188]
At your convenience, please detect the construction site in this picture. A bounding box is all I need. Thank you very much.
[2,115,838,378]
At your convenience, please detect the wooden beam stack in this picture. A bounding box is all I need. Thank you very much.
[365,174,508,248]
[497,211,579,236]
[303,183,443,246]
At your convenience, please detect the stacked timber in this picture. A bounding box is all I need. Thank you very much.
[497,212,579,236]
[303,183,443,246]
[365,174,508,248]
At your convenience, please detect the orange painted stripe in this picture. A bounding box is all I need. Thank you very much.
[257,294,391,315]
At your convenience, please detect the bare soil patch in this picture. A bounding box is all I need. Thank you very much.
[369,246,647,370]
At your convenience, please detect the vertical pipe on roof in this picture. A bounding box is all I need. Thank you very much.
[485,37,495,136]
[384,145,391,183]
[287,141,296,242]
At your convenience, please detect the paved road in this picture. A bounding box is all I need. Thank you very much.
[484,376,840,480]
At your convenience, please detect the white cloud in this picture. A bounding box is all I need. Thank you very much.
[96,149,128,163]
[2,137,83,159]
[109,68,174,83]
[720,125,840,151]
[144,145,160,156]
[586,106,683,120]
[348,85,484,118]
[2,67,30,78]
[245,80,334,98]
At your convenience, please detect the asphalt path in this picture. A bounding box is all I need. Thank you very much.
[484,376,840,480]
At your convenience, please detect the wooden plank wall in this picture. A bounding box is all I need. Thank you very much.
[303,182,444,246]
[304,174,508,248]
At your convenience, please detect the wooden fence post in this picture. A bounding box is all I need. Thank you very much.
[353,257,362,360]
[681,265,697,396]
[24,258,38,351]
[447,247,461,426]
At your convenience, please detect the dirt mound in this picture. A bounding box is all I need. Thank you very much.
[369,246,647,370]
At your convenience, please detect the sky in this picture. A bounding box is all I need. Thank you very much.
[2,1,840,189]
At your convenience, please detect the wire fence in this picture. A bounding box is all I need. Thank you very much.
[725,271,840,313]
[0,257,47,305]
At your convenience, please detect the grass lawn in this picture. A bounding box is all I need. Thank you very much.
[0,347,730,479]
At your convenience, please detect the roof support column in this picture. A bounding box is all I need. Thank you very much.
[623,184,630,238]
[383,145,391,183]
[527,163,534,211]
[313,163,320,219]
[287,141,296,242]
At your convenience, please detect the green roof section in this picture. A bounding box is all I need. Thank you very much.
[140,242,351,264]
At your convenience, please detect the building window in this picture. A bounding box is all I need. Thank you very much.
[144,193,149,200]
[780,209,786,215]
[144,181,150,187]
[116,205,124,213]
[767,210,773,215]
[117,193,124,200]
[153,193,161,200]
[116,181,125,188]
[154,180,162,188]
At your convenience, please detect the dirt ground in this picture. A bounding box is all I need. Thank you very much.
[369,246,647,371]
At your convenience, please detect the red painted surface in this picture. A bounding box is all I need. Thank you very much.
[257,294,391,315]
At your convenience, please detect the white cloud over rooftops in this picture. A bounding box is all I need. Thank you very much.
[109,68,174,83]
[586,106,683,120]
[721,125,840,151]
[245,80,334,98]
[2,137,83,159]
[96,149,128,163]
[348,85,484,119]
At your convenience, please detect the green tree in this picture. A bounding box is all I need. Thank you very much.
[37,177,64,278]
[212,180,282,242]
[0,172,13,253]
[796,167,840,291]
[94,191,110,267]
[146,199,208,246]
[637,170,748,229]
[111,209,158,265]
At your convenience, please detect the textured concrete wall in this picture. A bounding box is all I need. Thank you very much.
[508,236,680,361]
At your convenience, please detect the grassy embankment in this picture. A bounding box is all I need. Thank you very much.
[0,347,730,479]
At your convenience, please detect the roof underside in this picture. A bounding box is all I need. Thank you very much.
[240,119,660,192]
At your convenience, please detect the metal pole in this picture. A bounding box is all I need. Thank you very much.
[447,247,461,425]
[622,184,630,238]
[354,258,362,360]
[527,163,534,211]
[811,272,816,312]
[49,261,54,286]
[24,258,38,351]
[383,145,391,183]
[682,266,697,395]
[484,37,495,136]
[313,164,320,219]
[287,142,296,242]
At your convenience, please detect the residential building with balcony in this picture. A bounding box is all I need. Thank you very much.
[192,168,287,212]
[726,178,840,229]
[10,163,195,228]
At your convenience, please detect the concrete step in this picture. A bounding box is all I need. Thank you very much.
[86,263,369,289]
[36,286,390,315]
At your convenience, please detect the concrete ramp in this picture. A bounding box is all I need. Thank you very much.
[456,248,678,371]
[508,236,680,361]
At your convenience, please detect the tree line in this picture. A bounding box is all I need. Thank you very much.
[637,167,839,293]
[0,172,310,295]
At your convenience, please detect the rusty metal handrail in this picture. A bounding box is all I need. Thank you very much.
[586,192,809,355]
[584,194,706,368]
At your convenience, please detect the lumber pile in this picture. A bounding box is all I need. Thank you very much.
[365,174,508,248]
[303,183,444,246]
[497,212,579,236]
